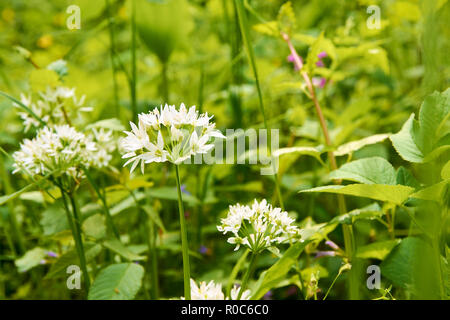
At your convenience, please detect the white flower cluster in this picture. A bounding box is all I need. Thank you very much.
[217,199,301,253]
[16,86,92,131]
[13,125,110,180]
[121,103,224,173]
[181,279,251,300]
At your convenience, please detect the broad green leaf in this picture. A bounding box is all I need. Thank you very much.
[45,243,102,278]
[273,146,325,164]
[396,166,420,189]
[334,134,390,156]
[418,88,450,149]
[390,114,424,163]
[251,241,310,300]
[40,205,69,236]
[329,203,383,225]
[88,263,144,300]
[356,239,401,260]
[300,184,414,205]
[103,239,145,261]
[410,180,449,203]
[15,247,46,273]
[380,237,432,290]
[147,187,200,205]
[442,160,450,180]
[390,89,450,163]
[328,157,396,185]
[82,214,106,240]
[135,0,191,63]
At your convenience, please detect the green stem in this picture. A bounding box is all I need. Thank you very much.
[0,156,26,254]
[234,0,284,210]
[175,165,191,299]
[67,191,91,293]
[148,219,159,299]
[237,252,258,300]
[161,62,169,102]
[84,169,120,239]
[106,0,120,117]
[130,0,138,122]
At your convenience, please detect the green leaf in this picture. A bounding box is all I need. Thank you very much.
[328,157,396,185]
[40,204,69,236]
[103,239,145,261]
[251,241,309,300]
[273,146,325,164]
[82,214,106,240]
[380,237,428,290]
[300,184,414,205]
[15,247,46,273]
[356,239,401,260]
[45,243,102,278]
[390,89,450,163]
[141,205,166,232]
[88,263,144,300]
[442,160,450,180]
[390,114,425,163]
[329,203,383,225]
[0,91,45,126]
[147,187,200,205]
[0,172,55,206]
[252,21,279,37]
[410,180,449,203]
[277,1,296,35]
[334,134,390,156]
[135,0,191,63]
[396,166,420,189]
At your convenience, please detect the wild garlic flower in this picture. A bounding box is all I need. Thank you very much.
[12,125,107,180]
[121,103,224,173]
[181,279,251,300]
[16,86,92,131]
[217,199,301,253]
[88,128,116,168]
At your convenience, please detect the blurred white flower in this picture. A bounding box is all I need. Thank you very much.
[13,124,108,180]
[181,279,250,300]
[121,103,224,173]
[217,199,301,253]
[16,86,92,131]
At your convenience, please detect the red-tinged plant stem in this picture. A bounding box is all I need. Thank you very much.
[283,33,358,299]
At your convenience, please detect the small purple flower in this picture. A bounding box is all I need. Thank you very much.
[312,77,326,88]
[40,259,47,265]
[315,251,336,259]
[263,290,273,300]
[46,251,58,258]
[180,184,191,196]
[184,211,190,218]
[315,60,325,67]
[317,51,327,59]
[325,240,339,250]
[287,54,303,71]
[199,245,208,255]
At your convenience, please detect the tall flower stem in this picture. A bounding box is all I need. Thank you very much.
[175,165,191,299]
[59,186,90,293]
[130,0,138,122]
[106,0,120,117]
[237,252,258,300]
[234,0,284,210]
[161,62,169,103]
[283,33,358,299]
